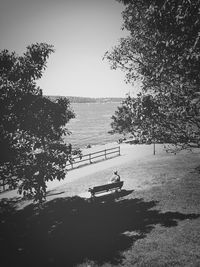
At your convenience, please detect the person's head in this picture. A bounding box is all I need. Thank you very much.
[114,171,118,175]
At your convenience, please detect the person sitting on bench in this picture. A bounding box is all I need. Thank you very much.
[109,170,120,183]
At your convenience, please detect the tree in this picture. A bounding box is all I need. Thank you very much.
[0,43,79,203]
[110,94,167,154]
[105,0,200,151]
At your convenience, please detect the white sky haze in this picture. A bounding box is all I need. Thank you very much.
[0,0,137,97]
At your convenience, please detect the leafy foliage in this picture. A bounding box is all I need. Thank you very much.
[0,43,79,203]
[111,93,199,147]
[110,94,165,143]
[105,0,200,150]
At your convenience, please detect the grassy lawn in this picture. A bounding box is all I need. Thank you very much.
[0,146,200,266]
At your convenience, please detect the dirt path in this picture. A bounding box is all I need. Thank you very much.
[0,143,162,202]
[46,143,164,198]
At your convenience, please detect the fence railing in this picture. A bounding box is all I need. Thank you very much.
[66,146,120,170]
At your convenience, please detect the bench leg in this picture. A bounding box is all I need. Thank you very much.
[115,189,120,196]
[90,192,96,200]
[89,195,95,203]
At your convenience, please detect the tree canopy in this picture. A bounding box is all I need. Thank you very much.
[0,43,78,203]
[105,0,200,150]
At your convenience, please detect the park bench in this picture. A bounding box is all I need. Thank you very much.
[88,181,124,197]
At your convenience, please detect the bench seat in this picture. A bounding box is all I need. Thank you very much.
[88,181,124,197]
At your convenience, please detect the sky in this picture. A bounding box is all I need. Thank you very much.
[0,0,138,98]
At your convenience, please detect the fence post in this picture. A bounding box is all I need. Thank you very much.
[89,154,92,164]
[119,146,120,156]
[105,149,107,159]
[3,178,5,191]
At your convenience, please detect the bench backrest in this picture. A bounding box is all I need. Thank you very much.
[91,181,123,193]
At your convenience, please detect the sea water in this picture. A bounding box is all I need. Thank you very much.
[64,102,124,148]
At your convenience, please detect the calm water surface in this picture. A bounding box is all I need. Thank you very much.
[64,102,124,148]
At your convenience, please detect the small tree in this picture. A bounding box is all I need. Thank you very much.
[110,94,167,154]
[0,44,79,203]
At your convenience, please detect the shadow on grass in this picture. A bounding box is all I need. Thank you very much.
[195,165,200,175]
[0,190,199,267]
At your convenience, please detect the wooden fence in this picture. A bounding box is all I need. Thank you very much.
[66,146,120,170]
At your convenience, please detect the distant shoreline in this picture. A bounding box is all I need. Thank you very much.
[46,95,124,104]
